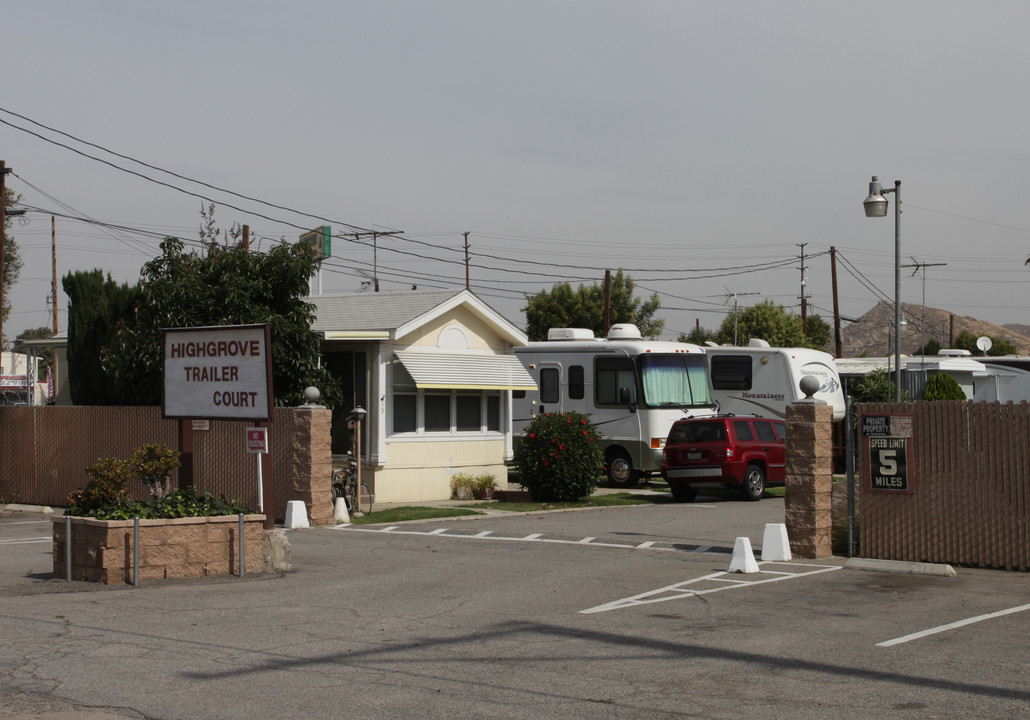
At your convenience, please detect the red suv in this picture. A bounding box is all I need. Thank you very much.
[661,416,786,502]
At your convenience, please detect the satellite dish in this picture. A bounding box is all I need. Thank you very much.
[976,336,992,355]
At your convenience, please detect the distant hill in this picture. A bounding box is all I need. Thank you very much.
[839,302,1030,357]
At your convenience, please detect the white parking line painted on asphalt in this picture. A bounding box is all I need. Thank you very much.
[876,602,1030,647]
[0,537,53,545]
[522,533,544,540]
[578,537,596,543]
[580,563,842,614]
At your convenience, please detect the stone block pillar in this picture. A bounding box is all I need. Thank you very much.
[784,402,834,558]
[290,399,334,526]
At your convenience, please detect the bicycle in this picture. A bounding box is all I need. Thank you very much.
[331,454,374,515]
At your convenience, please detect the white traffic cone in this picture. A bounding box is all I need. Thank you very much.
[333,497,351,524]
[761,523,792,562]
[728,536,760,573]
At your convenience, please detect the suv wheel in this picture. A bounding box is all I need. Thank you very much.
[740,463,765,501]
[670,484,698,503]
[605,451,638,487]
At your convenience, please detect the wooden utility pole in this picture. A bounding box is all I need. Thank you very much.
[603,270,612,336]
[464,232,470,290]
[1,161,8,351]
[830,246,842,358]
[242,224,250,252]
[51,217,58,334]
[797,243,808,338]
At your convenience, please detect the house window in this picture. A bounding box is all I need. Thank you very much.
[457,394,481,431]
[425,394,451,432]
[487,393,501,432]
[394,394,417,433]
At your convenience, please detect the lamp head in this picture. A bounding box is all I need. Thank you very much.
[351,405,367,420]
[863,175,889,217]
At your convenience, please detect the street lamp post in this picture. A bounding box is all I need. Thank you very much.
[351,406,367,513]
[863,176,902,402]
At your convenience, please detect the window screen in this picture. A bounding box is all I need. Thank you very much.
[710,356,753,391]
[568,365,585,399]
[425,394,451,432]
[540,367,560,404]
[595,357,636,405]
[457,395,481,431]
[393,394,416,433]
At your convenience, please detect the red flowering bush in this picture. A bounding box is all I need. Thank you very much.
[514,411,604,501]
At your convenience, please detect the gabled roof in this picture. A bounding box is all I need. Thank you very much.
[308,289,528,346]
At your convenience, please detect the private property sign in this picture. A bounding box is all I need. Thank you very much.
[162,325,273,420]
[861,412,915,494]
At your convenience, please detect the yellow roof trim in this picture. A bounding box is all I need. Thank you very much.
[325,331,391,340]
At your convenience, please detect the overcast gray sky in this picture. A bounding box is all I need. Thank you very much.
[3,1,1029,346]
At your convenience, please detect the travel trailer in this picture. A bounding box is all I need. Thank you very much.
[705,340,846,422]
[971,355,1030,404]
[512,324,715,486]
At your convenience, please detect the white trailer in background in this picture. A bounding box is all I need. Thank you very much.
[970,355,1030,403]
[705,340,846,422]
[512,324,716,486]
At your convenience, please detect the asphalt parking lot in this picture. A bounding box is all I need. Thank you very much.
[1,498,1028,720]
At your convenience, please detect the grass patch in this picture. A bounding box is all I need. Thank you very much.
[348,506,485,525]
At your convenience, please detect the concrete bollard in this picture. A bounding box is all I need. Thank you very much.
[333,497,351,524]
[284,500,310,529]
[728,536,760,573]
[761,523,792,562]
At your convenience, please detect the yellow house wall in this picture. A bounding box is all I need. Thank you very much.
[396,306,509,351]
[369,437,510,503]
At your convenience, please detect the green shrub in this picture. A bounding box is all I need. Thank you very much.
[514,411,604,502]
[131,443,181,499]
[922,372,967,401]
[65,444,251,519]
[66,457,135,517]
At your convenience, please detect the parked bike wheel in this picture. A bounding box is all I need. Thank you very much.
[358,482,374,514]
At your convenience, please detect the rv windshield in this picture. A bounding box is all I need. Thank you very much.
[639,354,713,408]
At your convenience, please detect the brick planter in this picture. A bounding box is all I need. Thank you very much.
[52,514,266,585]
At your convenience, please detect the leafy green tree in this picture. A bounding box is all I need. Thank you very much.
[922,373,967,401]
[952,330,1017,356]
[916,338,942,356]
[2,186,24,347]
[804,315,832,350]
[847,369,908,403]
[105,236,341,407]
[522,270,664,341]
[677,325,716,345]
[714,299,803,347]
[61,270,139,405]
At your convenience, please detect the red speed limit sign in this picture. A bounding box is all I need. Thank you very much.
[861,413,915,494]
[246,427,268,454]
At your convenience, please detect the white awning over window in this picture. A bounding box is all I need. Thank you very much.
[394,351,536,390]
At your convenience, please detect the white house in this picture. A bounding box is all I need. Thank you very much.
[309,289,536,503]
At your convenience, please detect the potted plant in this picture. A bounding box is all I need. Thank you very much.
[474,474,499,500]
[450,472,477,500]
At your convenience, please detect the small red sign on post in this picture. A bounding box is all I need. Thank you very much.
[246,427,268,454]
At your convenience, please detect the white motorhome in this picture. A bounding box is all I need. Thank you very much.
[971,355,1030,403]
[705,340,845,422]
[512,324,715,486]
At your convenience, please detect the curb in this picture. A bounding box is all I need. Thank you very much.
[2,504,55,515]
[844,557,957,577]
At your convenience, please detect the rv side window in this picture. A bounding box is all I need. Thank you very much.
[540,368,560,404]
[711,356,753,390]
[568,365,585,399]
[595,357,636,405]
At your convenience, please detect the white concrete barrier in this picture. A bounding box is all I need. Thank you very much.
[728,536,759,573]
[284,500,310,529]
[761,523,792,562]
[332,497,351,524]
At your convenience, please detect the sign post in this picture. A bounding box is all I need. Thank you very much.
[163,324,275,528]
[861,413,915,494]
[246,426,269,511]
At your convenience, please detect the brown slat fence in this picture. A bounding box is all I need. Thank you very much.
[0,406,309,522]
[857,401,1030,571]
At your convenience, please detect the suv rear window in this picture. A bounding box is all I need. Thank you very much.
[733,420,754,441]
[668,421,726,444]
[754,421,778,443]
